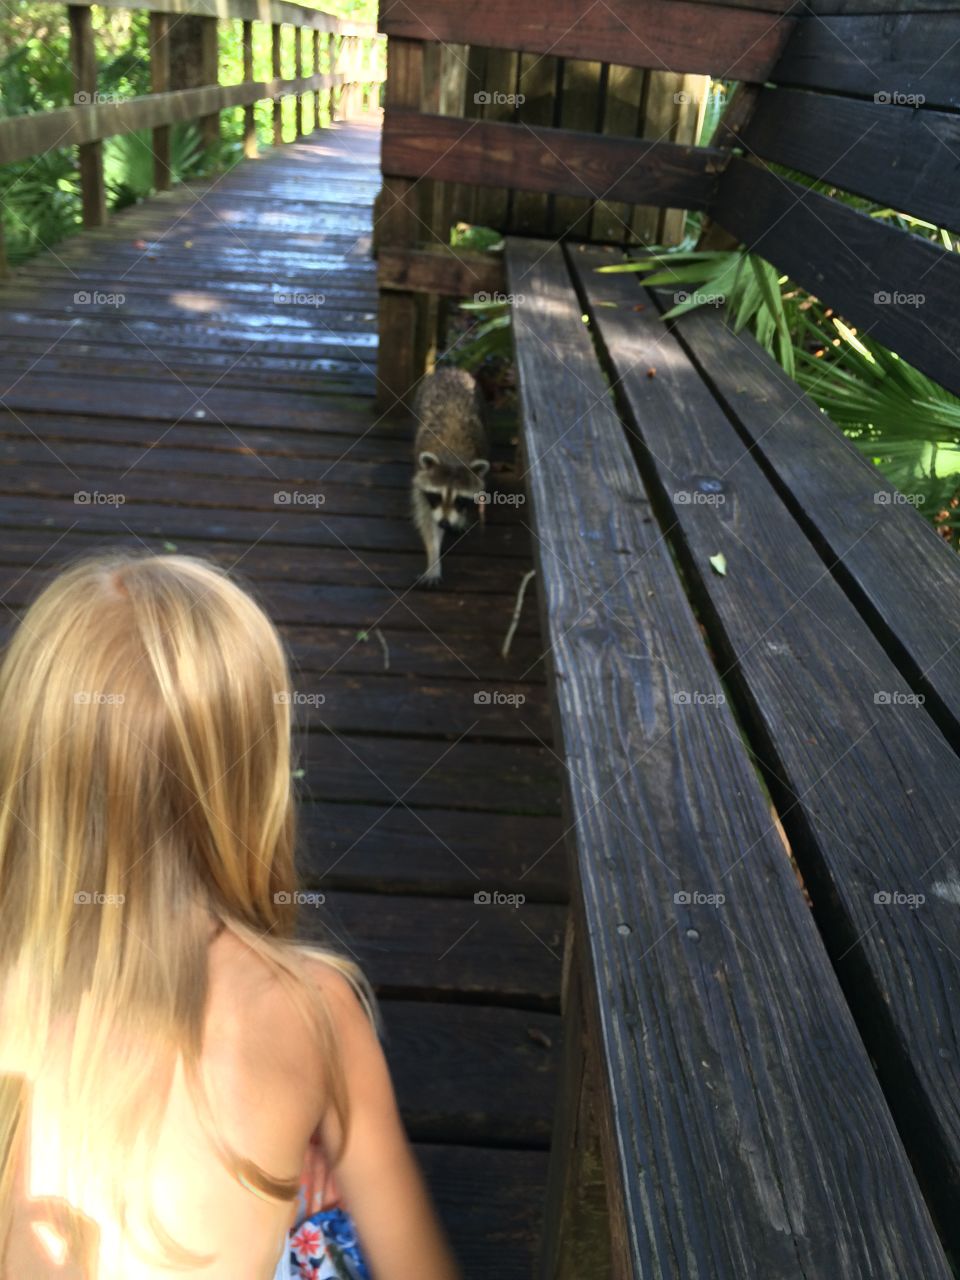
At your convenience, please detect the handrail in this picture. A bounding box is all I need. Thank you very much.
[0,1,385,270]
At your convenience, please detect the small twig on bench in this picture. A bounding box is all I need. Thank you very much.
[502,569,536,659]
[373,626,390,671]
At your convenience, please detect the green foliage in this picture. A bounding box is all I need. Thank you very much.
[600,246,960,545]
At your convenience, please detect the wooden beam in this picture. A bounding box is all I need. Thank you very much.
[0,73,345,165]
[242,20,256,157]
[378,0,795,80]
[272,23,283,144]
[711,157,960,396]
[377,246,504,299]
[382,111,725,211]
[68,5,106,228]
[150,12,171,190]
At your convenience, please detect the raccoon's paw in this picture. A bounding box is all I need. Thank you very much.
[417,567,443,589]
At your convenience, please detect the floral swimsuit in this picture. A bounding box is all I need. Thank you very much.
[273,1132,371,1280]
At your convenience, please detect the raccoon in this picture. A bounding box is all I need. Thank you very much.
[411,367,490,586]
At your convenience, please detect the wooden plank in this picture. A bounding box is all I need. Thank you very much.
[298,803,565,899]
[242,20,257,158]
[298,890,564,1005]
[471,48,520,230]
[150,12,172,190]
[643,286,960,751]
[415,1144,549,1280]
[378,0,795,80]
[581,250,960,1259]
[741,88,960,231]
[383,1001,558,1145]
[377,245,503,297]
[0,73,345,164]
[553,58,604,239]
[382,112,724,211]
[505,236,952,1279]
[376,37,424,414]
[773,11,960,110]
[295,26,305,137]
[696,82,761,250]
[511,51,558,237]
[591,63,644,244]
[271,23,283,145]
[710,158,960,397]
[808,0,958,9]
[68,5,107,229]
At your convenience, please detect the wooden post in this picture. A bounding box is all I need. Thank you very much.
[199,16,219,150]
[68,5,106,228]
[537,933,613,1280]
[554,57,603,239]
[295,27,305,138]
[376,37,425,415]
[327,33,338,122]
[150,12,171,191]
[313,30,322,127]
[242,20,257,158]
[272,23,283,145]
[591,65,645,244]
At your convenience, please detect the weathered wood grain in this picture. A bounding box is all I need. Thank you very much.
[580,248,960,1258]
[382,111,724,211]
[710,158,960,397]
[507,236,952,1278]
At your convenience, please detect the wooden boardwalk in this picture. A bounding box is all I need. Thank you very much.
[0,117,565,1277]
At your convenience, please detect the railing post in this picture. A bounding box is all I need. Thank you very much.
[199,16,219,150]
[376,36,425,414]
[327,34,338,121]
[272,23,283,144]
[242,20,257,159]
[313,30,322,126]
[68,5,106,228]
[169,15,220,155]
[295,26,305,138]
[150,12,171,190]
[537,922,613,1280]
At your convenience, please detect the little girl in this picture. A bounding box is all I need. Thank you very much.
[0,552,462,1280]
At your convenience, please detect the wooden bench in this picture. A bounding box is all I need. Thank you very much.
[377,0,960,1272]
[503,10,960,1272]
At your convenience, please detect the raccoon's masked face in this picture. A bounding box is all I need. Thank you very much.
[416,452,490,533]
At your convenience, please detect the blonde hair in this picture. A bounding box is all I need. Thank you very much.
[0,550,376,1274]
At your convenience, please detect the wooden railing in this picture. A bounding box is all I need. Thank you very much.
[0,0,385,272]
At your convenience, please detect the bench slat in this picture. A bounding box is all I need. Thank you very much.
[647,282,960,751]
[506,237,951,1278]
[575,246,960,1257]
[711,158,960,398]
[773,10,960,109]
[741,88,960,231]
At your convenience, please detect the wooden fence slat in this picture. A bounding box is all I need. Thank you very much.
[150,12,172,190]
[510,52,558,237]
[773,11,960,110]
[377,246,503,298]
[590,64,644,244]
[710,157,960,397]
[382,112,723,211]
[295,26,305,136]
[742,88,960,232]
[242,20,257,158]
[379,0,795,80]
[471,49,519,230]
[68,5,107,229]
[271,23,283,144]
